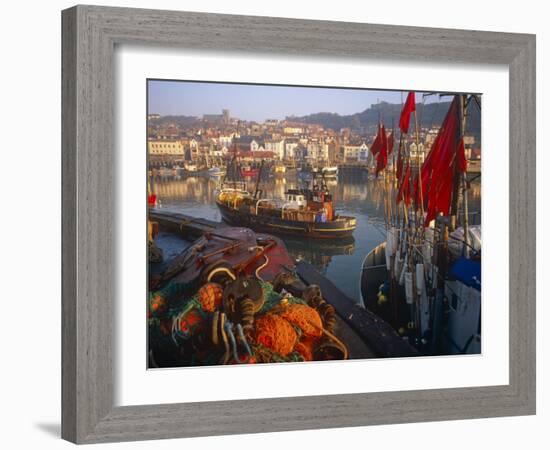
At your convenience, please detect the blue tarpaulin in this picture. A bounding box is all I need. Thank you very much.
[449,258,481,291]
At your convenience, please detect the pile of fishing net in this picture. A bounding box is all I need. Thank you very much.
[148,276,347,367]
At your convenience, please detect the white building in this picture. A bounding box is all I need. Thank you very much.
[283,126,304,135]
[250,139,265,152]
[306,141,329,162]
[264,139,285,159]
[409,142,426,163]
[250,139,259,152]
[343,144,360,161]
[189,138,200,160]
[284,140,299,160]
[357,143,370,163]
[148,140,185,156]
[218,135,233,148]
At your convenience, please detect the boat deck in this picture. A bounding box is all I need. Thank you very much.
[149,208,223,240]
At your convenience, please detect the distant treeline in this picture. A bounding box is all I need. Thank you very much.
[149,115,201,127]
[287,98,481,142]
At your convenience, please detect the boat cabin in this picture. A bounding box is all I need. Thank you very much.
[285,190,306,208]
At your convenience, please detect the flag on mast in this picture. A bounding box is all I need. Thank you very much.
[457,138,468,172]
[370,123,383,156]
[417,96,461,226]
[399,92,416,134]
[376,125,388,175]
[396,163,411,206]
[387,131,395,155]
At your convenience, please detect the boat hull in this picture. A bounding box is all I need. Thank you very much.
[241,169,259,177]
[216,200,355,239]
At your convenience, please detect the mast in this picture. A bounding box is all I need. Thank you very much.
[413,104,424,219]
[460,95,470,257]
[253,159,264,199]
[450,94,463,230]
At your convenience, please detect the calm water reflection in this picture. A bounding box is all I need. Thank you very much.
[150,173,481,305]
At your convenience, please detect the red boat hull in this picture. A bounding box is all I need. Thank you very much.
[241,169,259,177]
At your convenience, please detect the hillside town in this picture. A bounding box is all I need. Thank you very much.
[147,108,481,172]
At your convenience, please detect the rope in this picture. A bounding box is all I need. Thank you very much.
[224,321,240,363]
[211,311,219,346]
[321,328,349,360]
[255,254,269,281]
[219,313,230,364]
[171,300,197,345]
[236,323,253,357]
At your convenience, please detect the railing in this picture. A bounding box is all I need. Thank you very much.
[255,199,271,215]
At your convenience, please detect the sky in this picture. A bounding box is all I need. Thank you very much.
[147,80,442,122]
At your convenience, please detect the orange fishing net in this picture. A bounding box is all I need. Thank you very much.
[254,314,297,356]
[280,304,323,338]
[149,294,167,314]
[197,283,224,312]
[294,336,318,361]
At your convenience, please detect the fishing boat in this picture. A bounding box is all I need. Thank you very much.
[158,166,172,177]
[359,92,482,355]
[215,163,356,239]
[240,165,260,178]
[208,166,226,178]
[321,166,338,178]
[273,163,286,175]
[184,162,198,173]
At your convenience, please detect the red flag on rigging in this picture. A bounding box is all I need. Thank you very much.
[399,92,416,134]
[457,138,468,172]
[376,125,388,175]
[387,131,395,155]
[396,163,411,206]
[396,149,403,182]
[370,123,382,156]
[421,97,461,226]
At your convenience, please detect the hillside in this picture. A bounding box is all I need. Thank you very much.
[287,98,481,140]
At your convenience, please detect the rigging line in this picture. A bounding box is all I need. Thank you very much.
[403,228,481,256]
[417,94,426,132]
[403,244,470,300]
[406,241,479,297]
[368,220,388,238]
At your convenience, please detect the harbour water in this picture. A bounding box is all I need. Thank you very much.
[149,172,481,305]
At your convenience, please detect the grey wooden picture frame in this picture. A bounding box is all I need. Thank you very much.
[61,5,536,444]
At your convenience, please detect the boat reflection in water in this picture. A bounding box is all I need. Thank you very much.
[283,236,355,275]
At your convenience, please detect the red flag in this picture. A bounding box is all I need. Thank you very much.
[370,123,382,156]
[376,125,388,175]
[399,92,416,134]
[387,131,395,155]
[396,163,411,206]
[421,97,461,226]
[396,149,403,182]
[457,138,468,172]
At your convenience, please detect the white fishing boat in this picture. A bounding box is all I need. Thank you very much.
[360,93,482,356]
[321,166,339,177]
[208,166,226,178]
[158,166,172,177]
